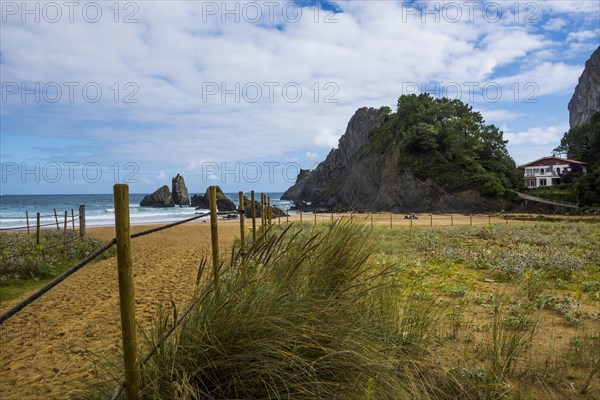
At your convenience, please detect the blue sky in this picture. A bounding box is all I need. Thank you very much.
[1,0,599,194]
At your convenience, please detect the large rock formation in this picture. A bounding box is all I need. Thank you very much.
[172,174,190,206]
[190,186,237,211]
[140,185,175,207]
[282,108,499,213]
[568,46,600,128]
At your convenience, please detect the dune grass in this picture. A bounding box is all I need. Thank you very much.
[88,221,599,399]
[0,230,113,302]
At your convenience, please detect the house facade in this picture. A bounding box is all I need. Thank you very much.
[523,157,588,188]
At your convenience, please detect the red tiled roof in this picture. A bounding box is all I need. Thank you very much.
[522,156,587,167]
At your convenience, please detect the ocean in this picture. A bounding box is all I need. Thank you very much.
[0,193,291,230]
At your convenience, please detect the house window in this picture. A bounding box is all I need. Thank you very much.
[540,168,544,173]
[552,178,560,185]
[539,178,547,186]
[556,167,561,173]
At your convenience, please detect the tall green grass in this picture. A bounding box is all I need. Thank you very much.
[93,222,471,399]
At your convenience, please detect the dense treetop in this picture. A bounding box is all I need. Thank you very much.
[363,94,519,197]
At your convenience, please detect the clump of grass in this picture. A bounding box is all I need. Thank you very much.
[0,230,111,287]
[99,222,471,399]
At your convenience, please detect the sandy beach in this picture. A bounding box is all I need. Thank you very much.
[0,219,242,399]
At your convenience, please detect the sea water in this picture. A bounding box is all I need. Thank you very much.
[0,193,292,230]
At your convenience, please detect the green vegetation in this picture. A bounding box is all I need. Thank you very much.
[0,230,112,302]
[366,94,519,196]
[554,110,600,206]
[526,185,578,203]
[90,221,599,399]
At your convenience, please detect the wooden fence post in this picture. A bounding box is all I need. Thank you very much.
[71,209,75,231]
[209,186,221,297]
[331,212,333,224]
[488,215,491,225]
[350,213,353,223]
[63,211,68,255]
[36,212,40,246]
[430,214,433,227]
[238,191,245,253]
[113,184,141,400]
[451,215,454,227]
[26,211,30,234]
[390,213,393,228]
[300,211,303,222]
[278,208,281,225]
[314,211,316,226]
[79,205,86,239]
[251,191,256,242]
[54,208,59,230]
[209,186,220,297]
[261,194,265,228]
[286,209,289,224]
[410,217,413,228]
[470,215,472,226]
[267,196,272,226]
[370,213,373,228]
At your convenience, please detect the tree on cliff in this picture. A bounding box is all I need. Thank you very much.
[368,94,518,196]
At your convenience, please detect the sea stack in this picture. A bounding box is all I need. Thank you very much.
[172,174,190,206]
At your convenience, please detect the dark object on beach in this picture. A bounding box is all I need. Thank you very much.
[140,185,175,207]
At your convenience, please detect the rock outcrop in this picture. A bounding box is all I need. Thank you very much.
[282,107,500,213]
[140,185,175,207]
[568,46,600,128]
[190,186,237,211]
[190,194,205,208]
[171,174,190,206]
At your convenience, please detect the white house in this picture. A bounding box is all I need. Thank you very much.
[523,156,588,188]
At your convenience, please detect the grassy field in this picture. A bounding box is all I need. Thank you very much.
[83,219,600,400]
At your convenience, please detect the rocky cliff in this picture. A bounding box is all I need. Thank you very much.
[282,106,502,213]
[568,46,600,128]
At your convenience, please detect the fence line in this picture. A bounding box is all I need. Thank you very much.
[2,187,592,397]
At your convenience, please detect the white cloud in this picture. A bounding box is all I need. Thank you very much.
[567,30,599,42]
[544,18,567,31]
[157,171,166,180]
[478,109,522,122]
[306,151,319,159]
[504,125,568,145]
[314,129,340,149]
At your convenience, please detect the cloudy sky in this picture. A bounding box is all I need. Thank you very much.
[1,0,599,194]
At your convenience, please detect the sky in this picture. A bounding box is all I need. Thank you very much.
[1,0,599,194]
